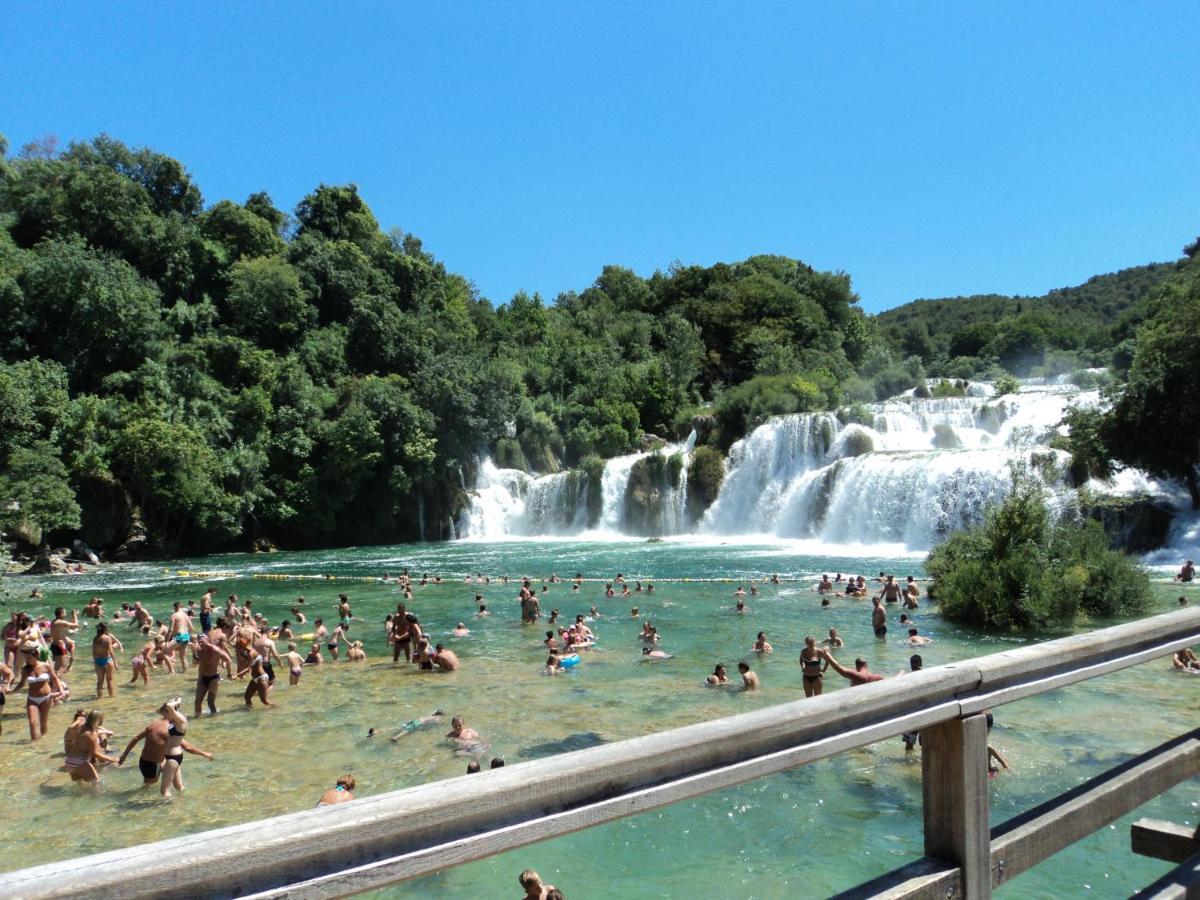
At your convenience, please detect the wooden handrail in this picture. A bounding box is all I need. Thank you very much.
[3,607,1198,900]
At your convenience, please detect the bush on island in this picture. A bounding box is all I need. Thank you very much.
[926,476,1150,629]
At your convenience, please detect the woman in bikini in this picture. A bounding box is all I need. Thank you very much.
[129,637,155,686]
[22,644,64,740]
[91,623,123,699]
[305,642,324,666]
[316,774,356,806]
[64,709,118,783]
[238,648,273,707]
[158,699,196,797]
[800,635,826,697]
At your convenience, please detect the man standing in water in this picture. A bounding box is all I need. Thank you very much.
[49,608,79,673]
[391,604,410,662]
[871,597,888,638]
[879,575,902,604]
[193,634,232,716]
[169,602,193,672]
[199,588,215,634]
[118,701,214,792]
[822,650,885,685]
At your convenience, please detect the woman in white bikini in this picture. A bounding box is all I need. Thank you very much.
[21,644,64,740]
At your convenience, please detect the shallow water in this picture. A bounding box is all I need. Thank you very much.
[0,538,1196,898]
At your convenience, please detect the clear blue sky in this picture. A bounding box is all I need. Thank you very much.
[3,3,1197,312]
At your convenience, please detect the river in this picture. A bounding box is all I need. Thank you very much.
[0,538,1196,898]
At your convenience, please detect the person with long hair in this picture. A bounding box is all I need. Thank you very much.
[91,622,123,699]
[21,643,65,740]
[64,709,118,783]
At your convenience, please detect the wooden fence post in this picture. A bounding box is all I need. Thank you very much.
[922,713,991,898]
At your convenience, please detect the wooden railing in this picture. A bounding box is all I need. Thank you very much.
[5,607,1199,900]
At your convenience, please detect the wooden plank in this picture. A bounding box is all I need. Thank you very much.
[990,729,1200,888]
[0,672,977,900]
[959,625,1200,716]
[960,606,1200,714]
[239,698,968,900]
[1133,819,1200,864]
[1131,851,1200,899]
[922,714,991,898]
[830,857,961,900]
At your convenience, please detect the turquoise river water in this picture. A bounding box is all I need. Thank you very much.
[0,537,1196,898]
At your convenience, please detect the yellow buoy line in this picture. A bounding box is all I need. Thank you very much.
[165,570,814,585]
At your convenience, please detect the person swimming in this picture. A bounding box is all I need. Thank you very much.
[390,709,446,741]
[316,774,356,806]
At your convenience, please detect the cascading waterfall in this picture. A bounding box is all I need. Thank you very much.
[701,384,1093,548]
[458,382,1190,554]
[459,433,697,539]
[598,453,644,532]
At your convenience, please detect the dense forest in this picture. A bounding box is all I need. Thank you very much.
[877,262,1184,379]
[0,133,1195,557]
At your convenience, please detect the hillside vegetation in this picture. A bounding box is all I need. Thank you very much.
[0,134,909,556]
[0,132,1193,557]
[877,262,1182,378]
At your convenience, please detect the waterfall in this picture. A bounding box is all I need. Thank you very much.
[701,383,1093,549]
[457,382,1182,553]
[458,433,697,539]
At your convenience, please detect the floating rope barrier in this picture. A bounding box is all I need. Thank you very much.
[167,570,836,585]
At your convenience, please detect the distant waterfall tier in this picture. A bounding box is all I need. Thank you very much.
[459,432,697,540]
[457,463,591,538]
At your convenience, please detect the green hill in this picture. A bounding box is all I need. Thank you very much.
[875,262,1183,377]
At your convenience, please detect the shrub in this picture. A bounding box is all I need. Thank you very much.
[873,363,917,400]
[926,479,1150,629]
[838,402,874,427]
[687,446,725,514]
[1060,406,1111,484]
[840,428,874,457]
[931,424,962,450]
[713,374,829,449]
[993,373,1020,396]
[931,379,968,399]
[666,452,684,488]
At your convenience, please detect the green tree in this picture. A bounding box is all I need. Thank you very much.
[112,417,242,551]
[295,184,380,249]
[200,199,286,262]
[0,441,81,541]
[14,237,164,389]
[224,255,314,349]
[1104,263,1200,506]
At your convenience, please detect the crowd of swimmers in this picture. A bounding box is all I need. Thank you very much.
[1,558,1195,886]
